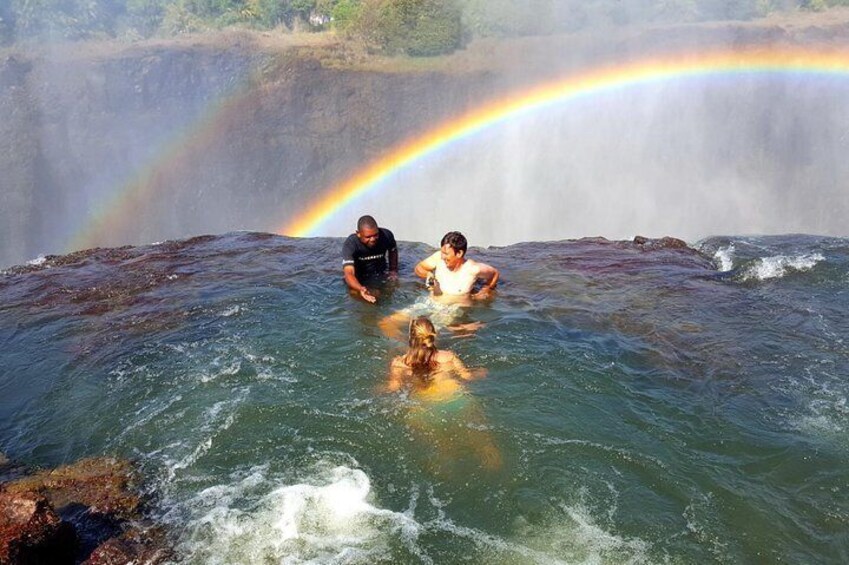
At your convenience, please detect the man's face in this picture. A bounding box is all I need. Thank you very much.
[357,226,380,248]
[440,244,464,269]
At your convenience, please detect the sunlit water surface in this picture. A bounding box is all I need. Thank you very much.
[1,233,847,563]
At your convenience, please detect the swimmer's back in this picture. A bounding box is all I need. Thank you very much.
[391,350,459,373]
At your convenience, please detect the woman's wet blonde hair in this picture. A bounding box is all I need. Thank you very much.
[404,316,438,373]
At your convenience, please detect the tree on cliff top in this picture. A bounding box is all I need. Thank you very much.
[1,0,844,46]
[345,0,463,56]
[11,0,124,39]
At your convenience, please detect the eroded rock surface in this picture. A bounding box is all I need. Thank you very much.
[0,489,77,564]
[0,456,171,564]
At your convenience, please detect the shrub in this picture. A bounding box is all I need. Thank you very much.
[802,0,827,9]
[403,0,461,55]
[349,0,462,56]
[160,1,205,33]
[125,0,166,36]
[696,0,759,19]
[331,0,361,30]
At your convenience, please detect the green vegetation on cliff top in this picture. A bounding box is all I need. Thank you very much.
[2,0,848,55]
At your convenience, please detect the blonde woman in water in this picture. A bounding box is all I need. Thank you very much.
[388,317,501,472]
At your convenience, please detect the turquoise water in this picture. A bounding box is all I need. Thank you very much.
[1,233,847,563]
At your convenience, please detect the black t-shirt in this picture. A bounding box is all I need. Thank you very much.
[342,228,397,282]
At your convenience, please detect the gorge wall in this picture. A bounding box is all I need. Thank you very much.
[0,37,495,267]
[1,21,849,267]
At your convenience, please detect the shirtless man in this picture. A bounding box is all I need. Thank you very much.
[379,232,498,340]
[414,231,499,302]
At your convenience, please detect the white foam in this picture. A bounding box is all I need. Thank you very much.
[682,493,727,559]
[200,359,241,383]
[713,244,735,272]
[26,255,47,266]
[794,372,848,442]
[557,503,649,563]
[800,413,844,434]
[177,465,420,564]
[426,500,650,564]
[220,305,242,317]
[167,463,653,563]
[742,253,824,281]
[164,389,249,480]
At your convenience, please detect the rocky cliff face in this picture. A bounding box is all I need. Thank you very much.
[0,37,494,267]
[0,55,38,266]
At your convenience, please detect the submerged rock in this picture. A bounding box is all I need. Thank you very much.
[632,235,690,250]
[0,452,27,484]
[4,457,141,521]
[82,526,172,565]
[0,456,171,564]
[0,489,77,564]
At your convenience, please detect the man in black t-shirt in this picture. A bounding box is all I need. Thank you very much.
[342,215,398,303]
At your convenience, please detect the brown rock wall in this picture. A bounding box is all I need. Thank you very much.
[0,456,170,564]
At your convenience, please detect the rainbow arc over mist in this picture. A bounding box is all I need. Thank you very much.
[279,46,849,238]
[69,46,849,251]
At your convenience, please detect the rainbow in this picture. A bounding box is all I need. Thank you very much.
[279,46,849,237]
[68,69,261,253]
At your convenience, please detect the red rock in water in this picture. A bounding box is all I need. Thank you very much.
[2,457,172,563]
[5,457,141,521]
[0,489,77,564]
[82,527,172,565]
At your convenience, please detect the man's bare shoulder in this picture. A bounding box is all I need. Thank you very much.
[464,258,484,272]
[472,258,498,272]
[418,251,441,267]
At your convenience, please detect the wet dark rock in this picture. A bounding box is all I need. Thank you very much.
[82,526,172,565]
[0,489,77,564]
[1,457,172,563]
[59,503,124,561]
[4,458,141,521]
[0,453,28,484]
[632,235,690,250]
[1,246,182,318]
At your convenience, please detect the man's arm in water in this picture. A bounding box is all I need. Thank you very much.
[388,248,399,279]
[473,261,499,299]
[414,251,440,280]
[343,264,376,304]
[383,229,399,280]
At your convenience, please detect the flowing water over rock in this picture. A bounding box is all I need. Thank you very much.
[1,232,847,562]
